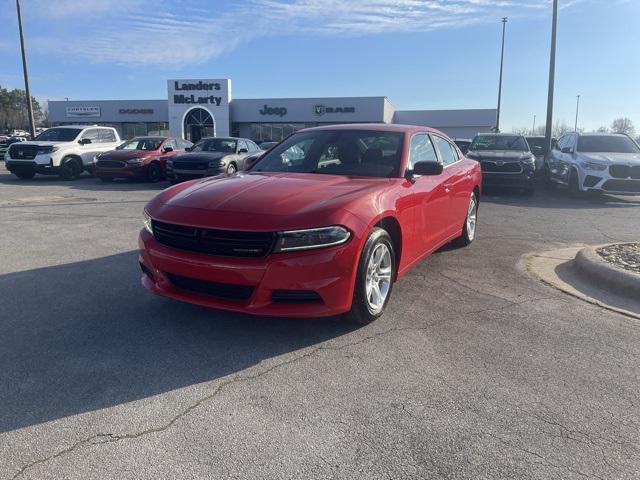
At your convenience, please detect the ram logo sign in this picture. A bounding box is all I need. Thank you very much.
[313,105,355,116]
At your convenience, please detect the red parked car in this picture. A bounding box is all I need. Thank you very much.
[139,124,482,323]
[95,136,192,182]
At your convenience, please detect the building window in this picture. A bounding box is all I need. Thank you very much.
[122,122,169,140]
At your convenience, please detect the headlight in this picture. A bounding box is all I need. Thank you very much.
[520,155,536,167]
[143,210,153,235]
[580,161,607,171]
[127,158,144,165]
[273,226,350,252]
[209,160,225,168]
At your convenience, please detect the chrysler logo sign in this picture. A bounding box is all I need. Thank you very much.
[313,105,356,116]
[259,105,287,117]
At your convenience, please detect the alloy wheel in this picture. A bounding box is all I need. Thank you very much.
[365,243,392,314]
[466,195,477,241]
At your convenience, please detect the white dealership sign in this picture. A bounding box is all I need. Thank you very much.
[65,106,101,118]
[167,79,232,138]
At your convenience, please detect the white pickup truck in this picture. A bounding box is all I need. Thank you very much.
[5,125,121,180]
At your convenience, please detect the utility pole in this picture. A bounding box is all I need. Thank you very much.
[532,114,537,134]
[495,17,508,132]
[544,0,558,153]
[574,94,580,132]
[16,0,35,138]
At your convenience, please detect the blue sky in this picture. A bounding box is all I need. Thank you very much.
[0,0,638,132]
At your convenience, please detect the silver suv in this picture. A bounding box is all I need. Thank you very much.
[545,132,640,195]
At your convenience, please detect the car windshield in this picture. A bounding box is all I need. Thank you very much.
[192,138,237,153]
[251,130,404,178]
[577,136,640,153]
[34,128,82,142]
[117,138,162,151]
[470,135,529,151]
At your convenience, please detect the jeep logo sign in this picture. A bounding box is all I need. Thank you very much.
[313,104,355,116]
[259,105,287,117]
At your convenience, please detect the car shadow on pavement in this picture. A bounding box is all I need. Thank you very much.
[482,186,640,209]
[0,251,356,433]
[0,170,169,192]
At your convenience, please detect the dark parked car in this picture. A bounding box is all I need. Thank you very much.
[467,133,537,195]
[259,141,278,150]
[525,136,557,173]
[453,138,472,155]
[95,136,192,182]
[167,137,261,183]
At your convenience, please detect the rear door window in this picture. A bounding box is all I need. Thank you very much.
[432,135,459,166]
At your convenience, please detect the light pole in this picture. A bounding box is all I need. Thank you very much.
[495,17,508,132]
[544,0,558,154]
[15,0,35,138]
[574,94,580,132]
[532,114,537,134]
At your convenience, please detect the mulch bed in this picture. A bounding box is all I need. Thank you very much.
[597,243,640,274]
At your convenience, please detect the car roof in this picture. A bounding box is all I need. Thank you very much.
[199,136,251,141]
[50,125,114,129]
[474,132,523,137]
[299,123,448,136]
[577,132,628,137]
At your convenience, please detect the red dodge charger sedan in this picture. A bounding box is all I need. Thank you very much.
[139,124,482,323]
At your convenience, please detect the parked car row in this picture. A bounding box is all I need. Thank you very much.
[465,131,640,196]
[3,125,265,183]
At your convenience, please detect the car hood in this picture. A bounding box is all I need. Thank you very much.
[171,152,228,162]
[99,149,159,160]
[469,150,529,160]
[155,172,392,217]
[11,141,63,147]
[579,152,640,165]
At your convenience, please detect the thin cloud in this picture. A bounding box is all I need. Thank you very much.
[25,0,580,67]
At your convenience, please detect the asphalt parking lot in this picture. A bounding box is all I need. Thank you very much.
[1,164,639,479]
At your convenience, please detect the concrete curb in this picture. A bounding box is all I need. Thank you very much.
[574,245,640,298]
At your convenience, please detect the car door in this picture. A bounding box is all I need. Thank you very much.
[78,129,102,165]
[407,133,456,257]
[431,134,469,236]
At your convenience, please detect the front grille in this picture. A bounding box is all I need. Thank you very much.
[173,161,208,170]
[166,273,254,301]
[610,165,631,178]
[97,160,126,168]
[152,220,276,258]
[8,145,38,159]
[602,179,640,193]
[481,161,522,173]
[272,290,322,303]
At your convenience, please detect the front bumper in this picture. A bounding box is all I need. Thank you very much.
[167,164,225,182]
[577,167,640,195]
[96,165,149,179]
[5,157,61,175]
[138,229,360,317]
[481,170,535,187]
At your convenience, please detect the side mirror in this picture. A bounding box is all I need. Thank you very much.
[185,146,193,152]
[238,148,248,154]
[411,161,444,176]
[561,146,573,154]
[162,146,173,153]
[79,138,92,145]
[244,153,263,170]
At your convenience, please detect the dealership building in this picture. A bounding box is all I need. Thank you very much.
[48,78,496,143]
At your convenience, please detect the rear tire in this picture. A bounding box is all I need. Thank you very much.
[344,228,395,325]
[453,192,478,247]
[59,158,81,180]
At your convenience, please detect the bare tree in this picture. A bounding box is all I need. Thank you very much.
[611,117,635,135]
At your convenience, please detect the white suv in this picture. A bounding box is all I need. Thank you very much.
[545,132,640,196]
[5,125,121,180]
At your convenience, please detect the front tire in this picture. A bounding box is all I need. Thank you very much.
[59,157,81,180]
[226,163,237,175]
[453,192,478,247]
[147,162,162,183]
[344,228,395,325]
